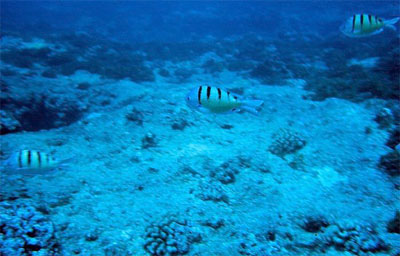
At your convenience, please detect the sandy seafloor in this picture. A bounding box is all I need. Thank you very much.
[0,2,400,253]
[1,48,399,255]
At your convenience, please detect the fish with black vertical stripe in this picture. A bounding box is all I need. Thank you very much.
[186,86,263,114]
[1,150,69,175]
[340,14,399,37]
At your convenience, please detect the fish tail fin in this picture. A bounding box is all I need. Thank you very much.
[241,99,264,115]
[385,17,400,30]
[58,157,74,168]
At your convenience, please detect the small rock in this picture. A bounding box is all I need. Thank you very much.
[77,82,91,90]
[374,108,394,129]
[141,132,157,149]
[387,210,400,234]
[85,229,100,241]
[300,216,329,233]
[126,108,144,126]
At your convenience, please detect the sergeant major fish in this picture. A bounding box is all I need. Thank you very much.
[340,14,399,37]
[1,150,68,175]
[186,85,264,114]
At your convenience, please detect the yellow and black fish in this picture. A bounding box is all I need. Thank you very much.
[340,14,399,37]
[186,85,263,114]
[1,150,68,175]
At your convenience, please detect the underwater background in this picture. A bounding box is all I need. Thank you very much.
[1,1,400,255]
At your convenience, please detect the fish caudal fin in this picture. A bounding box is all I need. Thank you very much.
[385,17,400,30]
[58,157,74,168]
[241,99,264,115]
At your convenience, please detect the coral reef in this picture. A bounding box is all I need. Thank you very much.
[0,109,21,134]
[200,217,225,230]
[173,68,194,83]
[235,219,390,256]
[300,216,329,233]
[237,231,281,256]
[327,221,389,254]
[378,150,400,176]
[0,200,59,256]
[142,132,158,149]
[144,215,201,256]
[268,129,306,158]
[2,33,155,83]
[18,95,85,131]
[374,108,395,129]
[387,210,400,234]
[2,47,51,69]
[171,119,189,131]
[250,58,290,85]
[76,82,91,90]
[1,4,399,255]
[8,94,85,132]
[158,68,170,77]
[126,107,144,126]
[386,126,400,150]
[195,178,229,203]
[202,59,225,74]
[209,161,239,184]
[41,69,58,79]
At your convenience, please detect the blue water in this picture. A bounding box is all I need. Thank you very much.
[1,1,399,256]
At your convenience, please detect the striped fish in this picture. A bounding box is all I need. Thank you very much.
[1,150,65,175]
[340,14,399,37]
[185,85,263,114]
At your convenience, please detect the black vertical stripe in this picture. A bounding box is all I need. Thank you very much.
[27,150,31,166]
[368,14,372,24]
[360,14,364,27]
[227,91,230,100]
[217,88,221,99]
[206,86,211,100]
[198,86,202,105]
[18,151,22,168]
[37,151,41,168]
[352,15,356,32]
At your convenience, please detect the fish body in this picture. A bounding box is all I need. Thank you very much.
[186,85,263,114]
[340,14,399,37]
[1,150,61,175]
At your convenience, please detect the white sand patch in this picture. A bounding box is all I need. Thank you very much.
[21,38,50,49]
[314,166,348,187]
[348,57,379,68]
[177,143,212,158]
[286,78,307,89]
[67,70,104,85]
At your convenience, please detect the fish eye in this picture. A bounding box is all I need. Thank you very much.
[187,96,190,100]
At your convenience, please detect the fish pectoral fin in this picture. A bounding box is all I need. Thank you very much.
[369,28,384,35]
[13,167,37,175]
[240,106,260,116]
[386,24,396,31]
[345,28,383,37]
[243,99,264,109]
[197,106,213,114]
[59,157,74,165]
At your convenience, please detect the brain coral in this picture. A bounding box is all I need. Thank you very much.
[144,215,201,256]
[0,200,59,256]
[268,128,306,157]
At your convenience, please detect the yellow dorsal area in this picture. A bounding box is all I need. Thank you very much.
[353,14,384,34]
[200,86,242,113]
[19,150,57,169]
